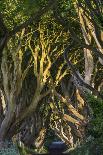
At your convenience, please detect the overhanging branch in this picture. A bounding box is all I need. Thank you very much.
[9,0,56,37]
[64,44,103,100]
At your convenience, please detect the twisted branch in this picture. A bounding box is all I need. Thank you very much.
[64,44,103,99]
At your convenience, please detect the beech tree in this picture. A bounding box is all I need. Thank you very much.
[0,0,57,148]
[52,0,103,149]
[0,0,103,153]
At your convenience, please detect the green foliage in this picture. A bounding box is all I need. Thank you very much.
[85,94,103,151]
[68,94,103,154]
[86,94,103,137]
[0,0,103,153]
[0,0,47,30]
[68,138,102,155]
[86,94,103,116]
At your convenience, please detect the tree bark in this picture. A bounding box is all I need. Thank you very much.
[0,108,15,141]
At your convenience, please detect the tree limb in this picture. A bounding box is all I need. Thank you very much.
[64,44,103,99]
[9,0,57,37]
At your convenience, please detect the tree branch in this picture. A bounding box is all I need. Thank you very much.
[64,44,103,99]
[9,0,57,37]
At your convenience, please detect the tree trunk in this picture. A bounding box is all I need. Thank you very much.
[0,108,15,142]
[0,92,4,126]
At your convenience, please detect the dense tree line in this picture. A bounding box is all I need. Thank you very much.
[0,0,103,154]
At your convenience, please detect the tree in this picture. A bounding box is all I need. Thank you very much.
[0,0,57,147]
[0,0,103,153]
[52,0,103,151]
[0,6,70,149]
